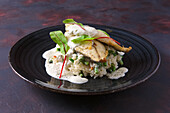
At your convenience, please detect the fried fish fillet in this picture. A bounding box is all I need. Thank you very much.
[64,24,131,61]
[94,30,132,52]
[75,40,108,62]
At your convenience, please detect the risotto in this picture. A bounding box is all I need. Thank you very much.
[42,19,132,84]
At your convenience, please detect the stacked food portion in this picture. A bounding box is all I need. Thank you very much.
[43,19,132,84]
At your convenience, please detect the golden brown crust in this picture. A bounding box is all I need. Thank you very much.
[75,40,108,62]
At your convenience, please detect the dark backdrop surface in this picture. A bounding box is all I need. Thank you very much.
[0,0,170,113]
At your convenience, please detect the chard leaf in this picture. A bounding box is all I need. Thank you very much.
[50,31,70,54]
[71,35,96,44]
[63,19,75,23]
[63,19,83,27]
[98,30,110,37]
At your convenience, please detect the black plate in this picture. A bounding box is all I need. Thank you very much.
[9,24,160,95]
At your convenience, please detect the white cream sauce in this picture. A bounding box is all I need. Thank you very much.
[108,67,128,79]
[42,24,128,84]
[43,46,128,84]
[42,46,88,84]
[117,51,125,56]
[67,36,80,49]
[65,24,98,37]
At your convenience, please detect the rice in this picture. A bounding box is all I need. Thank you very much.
[43,19,131,84]
[45,44,125,79]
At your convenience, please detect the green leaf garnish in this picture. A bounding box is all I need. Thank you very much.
[71,35,96,44]
[50,30,70,54]
[98,30,110,37]
[63,19,83,27]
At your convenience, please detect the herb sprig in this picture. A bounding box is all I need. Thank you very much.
[63,19,85,30]
[50,31,70,54]
[71,35,121,45]
[63,19,84,27]
[50,30,70,78]
[98,29,110,37]
[71,35,96,43]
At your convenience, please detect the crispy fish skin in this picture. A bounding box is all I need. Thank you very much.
[75,40,108,62]
[94,30,132,52]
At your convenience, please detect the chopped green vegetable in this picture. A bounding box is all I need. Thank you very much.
[111,63,116,71]
[107,63,116,73]
[57,48,60,51]
[79,70,84,77]
[103,62,107,66]
[98,30,110,37]
[49,60,53,63]
[113,52,117,56]
[107,68,113,73]
[79,57,85,62]
[108,50,112,53]
[76,56,78,60]
[50,30,70,54]
[94,66,99,74]
[71,35,96,44]
[108,50,117,56]
[80,73,83,77]
[119,60,124,65]
[84,61,89,65]
[63,19,84,27]
[97,62,103,67]
[71,32,111,44]
[69,57,74,63]
[79,57,90,65]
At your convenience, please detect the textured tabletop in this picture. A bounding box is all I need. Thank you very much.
[0,0,170,113]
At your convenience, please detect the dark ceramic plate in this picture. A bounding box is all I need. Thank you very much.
[9,24,160,95]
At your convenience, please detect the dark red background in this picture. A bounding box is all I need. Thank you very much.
[0,0,170,113]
